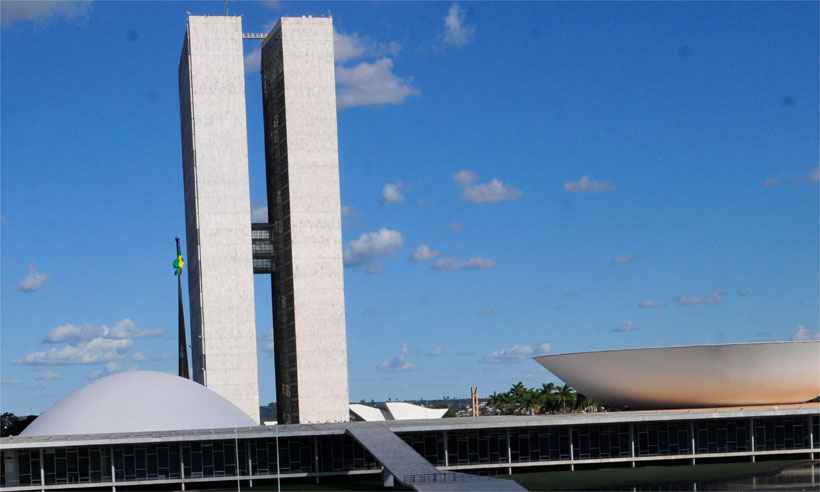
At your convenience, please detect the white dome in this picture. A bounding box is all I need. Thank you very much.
[22,370,256,437]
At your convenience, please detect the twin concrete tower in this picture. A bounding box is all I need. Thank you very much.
[178,15,349,425]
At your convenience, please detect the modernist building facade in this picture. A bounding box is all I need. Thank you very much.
[178,16,260,423]
[178,15,349,425]
[2,405,818,490]
[259,17,350,425]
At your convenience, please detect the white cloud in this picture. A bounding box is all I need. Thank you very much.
[411,244,440,262]
[378,344,415,371]
[638,299,665,309]
[21,319,161,366]
[763,167,819,188]
[448,222,464,233]
[441,4,475,47]
[613,255,634,265]
[452,169,478,185]
[483,343,550,363]
[792,324,820,341]
[335,32,368,62]
[131,352,146,361]
[564,176,616,193]
[260,334,274,357]
[44,319,162,343]
[612,321,638,333]
[335,32,400,63]
[433,256,495,271]
[678,292,723,306]
[462,179,522,204]
[1,1,91,28]
[244,45,262,74]
[34,369,62,382]
[336,58,419,109]
[17,264,48,292]
[20,338,133,365]
[252,205,268,222]
[382,183,404,204]
[343,228,403,268]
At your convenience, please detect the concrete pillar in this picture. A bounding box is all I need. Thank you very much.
[39,449,45,492]
[749,418,755,463]
[234,432,242,492]
[506,429,512,476]
[4,450,18,487]
[179,443,185,491]
[689,421,696,466]
[247,441,253,488]
[629,423,636,468]
[110,447,116,492]
[314,436,320,484]
[442,431,449,468]
[569,426,575,472]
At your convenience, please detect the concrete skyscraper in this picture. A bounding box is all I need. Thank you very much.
[178,16,260,423]
[260,17,350,424]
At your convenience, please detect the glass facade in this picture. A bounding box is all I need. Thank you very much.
[2,415,817,489]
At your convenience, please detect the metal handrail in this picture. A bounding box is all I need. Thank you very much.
[402,472,492,484]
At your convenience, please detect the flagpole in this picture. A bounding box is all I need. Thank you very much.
[176,237,190,379]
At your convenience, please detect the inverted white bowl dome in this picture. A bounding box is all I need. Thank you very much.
[535,340,820,409]
[22,370,256,437]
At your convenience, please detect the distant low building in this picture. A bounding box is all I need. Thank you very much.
[349,402,448,421]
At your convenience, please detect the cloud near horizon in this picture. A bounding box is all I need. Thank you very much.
[378,344,415,371]
[483,343,551,363]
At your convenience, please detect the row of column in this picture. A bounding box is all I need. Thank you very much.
[5,415,817,490]
[439,415,818,474]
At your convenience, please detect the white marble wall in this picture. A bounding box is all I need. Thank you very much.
[267,17,350,424]
[179,16,260,423]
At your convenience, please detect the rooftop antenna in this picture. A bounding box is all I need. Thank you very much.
[224,0,228,15]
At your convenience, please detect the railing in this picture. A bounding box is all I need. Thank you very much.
[402,472,492,484]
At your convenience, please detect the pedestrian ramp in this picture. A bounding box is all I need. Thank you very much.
[345,424,526,491]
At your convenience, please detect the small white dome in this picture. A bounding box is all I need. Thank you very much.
[22,370,256,436]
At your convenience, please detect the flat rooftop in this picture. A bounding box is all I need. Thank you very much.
[2,402,817,450]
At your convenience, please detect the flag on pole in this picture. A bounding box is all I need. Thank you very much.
[175,237,190,379]
[173,254,185,276]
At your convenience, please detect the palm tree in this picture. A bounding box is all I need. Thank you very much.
[537,383,557,414]
[556,384,575,413]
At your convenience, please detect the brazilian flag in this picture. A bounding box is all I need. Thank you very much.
[174,237,189,379]
[173,254,185,276]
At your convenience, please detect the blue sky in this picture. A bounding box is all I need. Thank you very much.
[1,1,817,415]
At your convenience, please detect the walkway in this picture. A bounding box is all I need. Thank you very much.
[346,424,526,491]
